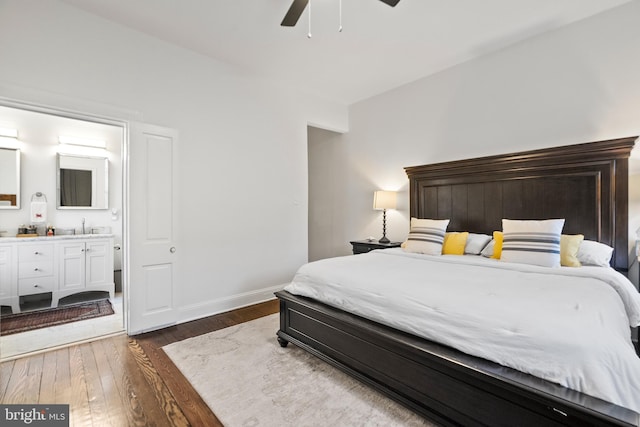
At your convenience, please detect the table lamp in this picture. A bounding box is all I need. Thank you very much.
[373,190,396,243]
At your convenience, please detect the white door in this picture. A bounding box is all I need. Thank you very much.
[0,245,16,310]
[58,241,85,291]
[128,123,179,334]
[85,240,112,288]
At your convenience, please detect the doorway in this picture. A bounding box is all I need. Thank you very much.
[307,125,346,261]
[0,102,126,360]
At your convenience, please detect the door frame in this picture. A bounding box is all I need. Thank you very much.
[0,94,132,334]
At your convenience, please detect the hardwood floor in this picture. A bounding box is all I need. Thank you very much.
[0,299,279,426]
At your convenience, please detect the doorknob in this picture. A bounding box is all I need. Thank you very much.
[170,247,176,253]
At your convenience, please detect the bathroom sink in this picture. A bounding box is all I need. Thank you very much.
[91,227,111,234]
[56,228,76,236]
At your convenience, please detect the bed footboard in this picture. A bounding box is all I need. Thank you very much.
[275,291,639,427]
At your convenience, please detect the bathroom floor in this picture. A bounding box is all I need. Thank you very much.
[0,292,124,361]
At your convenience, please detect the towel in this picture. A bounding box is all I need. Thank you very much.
[30,201,47,223]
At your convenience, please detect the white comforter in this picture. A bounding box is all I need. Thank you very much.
[285,248,640,413]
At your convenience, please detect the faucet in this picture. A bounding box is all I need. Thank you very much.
[82,217,86,234]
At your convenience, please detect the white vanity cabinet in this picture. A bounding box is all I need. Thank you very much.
[17,242,56,297]
[0,235,114,313]
[55,239,113,305]
[0,244,19,313]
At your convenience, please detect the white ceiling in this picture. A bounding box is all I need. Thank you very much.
[60,0,631,105]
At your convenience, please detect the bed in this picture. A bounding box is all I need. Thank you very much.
[276,137,640,426]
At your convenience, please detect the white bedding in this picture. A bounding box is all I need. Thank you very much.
[284,248,640,413]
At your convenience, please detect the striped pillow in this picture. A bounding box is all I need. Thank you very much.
[403,218,450,255]
[500,219,565,267]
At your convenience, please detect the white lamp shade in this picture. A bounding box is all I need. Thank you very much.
[373,190,397,210]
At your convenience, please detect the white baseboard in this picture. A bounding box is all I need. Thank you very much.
[176,283,286,325]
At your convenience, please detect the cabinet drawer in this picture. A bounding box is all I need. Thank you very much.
[19,276,55,296]
[18,244,54,262]
[18,261,54,279]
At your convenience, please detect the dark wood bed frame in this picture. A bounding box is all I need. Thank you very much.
[277,137,640,427]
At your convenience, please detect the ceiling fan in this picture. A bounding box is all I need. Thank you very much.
[281,0,401,27]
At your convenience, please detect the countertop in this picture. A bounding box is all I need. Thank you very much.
[0,233,114,243]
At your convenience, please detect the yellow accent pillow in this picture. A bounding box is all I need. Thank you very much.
[442,232,469,255]
[560,234,584,267]
[491,231,504,259]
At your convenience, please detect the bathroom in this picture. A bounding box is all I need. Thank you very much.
[0,104,124,357]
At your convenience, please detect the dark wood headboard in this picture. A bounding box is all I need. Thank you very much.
[405,137,636,271]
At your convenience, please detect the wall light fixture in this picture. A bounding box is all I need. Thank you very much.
[58,135,106,149]
[0,127,18,138]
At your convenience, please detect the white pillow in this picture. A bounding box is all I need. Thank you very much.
[577,240,614,267]
[500,219,565,268]
[464,233,492,255]
[403,218,450,255]
[480,239,495,257]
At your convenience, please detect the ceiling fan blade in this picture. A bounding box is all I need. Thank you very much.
[281,0,309,27]
[378,0,400,6]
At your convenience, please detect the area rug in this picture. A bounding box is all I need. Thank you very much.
[0,299,114,336]
[163,314,435,426]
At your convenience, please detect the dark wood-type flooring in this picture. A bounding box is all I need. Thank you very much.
[0,299,279,426]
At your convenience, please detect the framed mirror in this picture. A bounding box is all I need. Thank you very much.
[56,154,109,209]
[0,148,20,209]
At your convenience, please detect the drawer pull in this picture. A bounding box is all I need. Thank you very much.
[34,251,40,255]
[34,267,40,271]
[34,284,40,288]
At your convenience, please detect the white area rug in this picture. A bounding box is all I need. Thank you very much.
[163,314,435,426]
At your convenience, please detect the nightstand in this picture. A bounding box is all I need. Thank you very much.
[350,240,402,255]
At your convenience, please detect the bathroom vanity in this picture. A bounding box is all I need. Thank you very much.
[0,234,114,313]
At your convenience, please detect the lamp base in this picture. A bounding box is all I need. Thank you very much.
[379,208,390,244]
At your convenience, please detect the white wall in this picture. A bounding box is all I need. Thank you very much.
[316,1,640,262]
[0,0,348,322]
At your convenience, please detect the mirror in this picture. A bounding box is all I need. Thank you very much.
[57,154,108,209]
[0,148,20,209]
